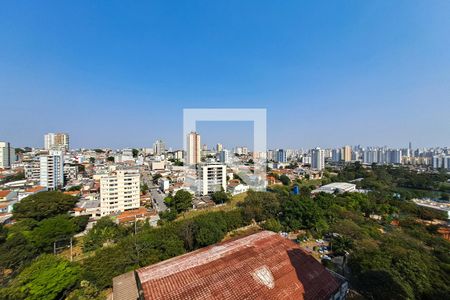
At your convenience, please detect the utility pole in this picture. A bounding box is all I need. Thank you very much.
[70,237,73,262]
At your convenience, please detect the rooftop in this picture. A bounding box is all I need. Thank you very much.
[0,190,12,198]
[113,231,345,300]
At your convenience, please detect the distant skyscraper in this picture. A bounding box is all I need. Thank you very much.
[219,149,230,164]
[311,148,325,170]
[341,145,352,162]
[0,141,15,168]
[276,149,287,163]
[187,132,201,165]
[331,149,341,162]
[44,133,69,151]
[153,139,165,155]
[216,143,223,152]
[386,149,402,164]
[39,150,64,190]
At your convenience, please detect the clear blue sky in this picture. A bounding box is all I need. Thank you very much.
[1,1,449,150]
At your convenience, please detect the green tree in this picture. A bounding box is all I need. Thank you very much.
[356,270,413,300]
[211,191,230,204]
[2,254,80,300]
[82,217,124,252]
[13,191,78,221]
[279,174,291,186]
[31,215,77,252]
[331,235,353,256]
[239,191,280,222]
[262,218,282,232]
[0,232,38,275]
[172,190,193,213]
[140,183,149,194]
[280,196,324,231]
[132,149,139,158]
[193,213,228,247]
[82,245,136,290]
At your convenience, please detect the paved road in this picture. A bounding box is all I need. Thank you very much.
[142,172,167,212]
[150,187,167,212]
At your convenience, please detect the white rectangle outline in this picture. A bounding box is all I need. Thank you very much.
[183,108,267,191]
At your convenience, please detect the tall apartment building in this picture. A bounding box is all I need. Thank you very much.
[197,163,227,196]
[218,149,230,164]
[341,146,352,162]
[153,139,165,155]
[385,149,402,164]
[24,159,41,181]
[44,133,69,151]
[187,132,201,165]
[331,148,341,162]
[311,147,325,170]
[100,169,140,216]
[432,155,450,170]
[0,141,15,168]
[39,150,64,190]
[276,149,287,163]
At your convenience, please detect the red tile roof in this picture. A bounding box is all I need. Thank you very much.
[0,190,12,198]
[25,186,46,193]
[131,231,342,300]
[117,207,156,223]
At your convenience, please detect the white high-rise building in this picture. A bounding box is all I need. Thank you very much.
[40,150,64,190]
[187,132,201,165]
[153,139,166,155]
[44,133,69,151]
[100,169,140,216]
[0,141,15,169]
[311,147,325,170]
[433,155,450,170]
[197,163,227,195]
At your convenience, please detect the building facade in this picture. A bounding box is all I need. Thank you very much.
[39,150,64,190]
[0,141,15,168]
[153,139,165,155]
[186,132,201,165]
[311,147,325,170]
[44,133,69,151]
[100,169,140,216]
[341,145,352,162]
[276,149,287,163]
[197,163,227,195]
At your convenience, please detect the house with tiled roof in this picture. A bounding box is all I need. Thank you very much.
[113,230,348,300]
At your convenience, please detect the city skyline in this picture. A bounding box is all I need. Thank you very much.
[2,1,450,149]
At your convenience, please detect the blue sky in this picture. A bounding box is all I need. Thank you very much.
[1,1,449,149]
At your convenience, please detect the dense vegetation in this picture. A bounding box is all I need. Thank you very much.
[0,165,449,299]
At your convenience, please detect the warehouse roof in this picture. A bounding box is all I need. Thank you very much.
[113,230,345,300]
